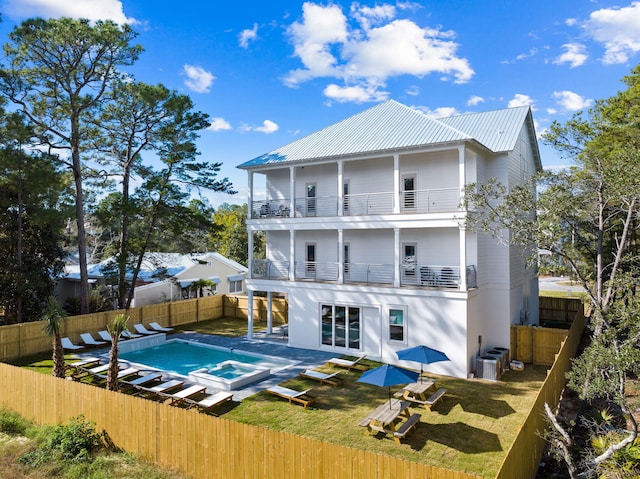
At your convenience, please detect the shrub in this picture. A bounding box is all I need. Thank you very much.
[0,408,30,436]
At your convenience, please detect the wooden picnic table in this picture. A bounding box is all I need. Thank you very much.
[359,398,421,444]
[401,379,435,403]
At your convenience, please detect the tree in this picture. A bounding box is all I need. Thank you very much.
[463,65,640,477]
[0,112,68,323]
[106,313,129,392]
[42,296,68,379]
[0,17,142,314]
[209,203,265,266]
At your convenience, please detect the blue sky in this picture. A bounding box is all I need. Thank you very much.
[1,0,639,208]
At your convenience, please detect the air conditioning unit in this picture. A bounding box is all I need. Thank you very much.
[476,356,498,381]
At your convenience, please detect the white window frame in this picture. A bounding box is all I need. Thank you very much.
[388,305,407,344]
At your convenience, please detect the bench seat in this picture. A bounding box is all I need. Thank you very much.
[393,413,421,443]
[424,388,447,411]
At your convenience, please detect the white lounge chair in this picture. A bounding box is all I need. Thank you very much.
[120,372,163,389]
[122,330,143,339]
[325,354,369,371]
[266,385,316,408]
[61,337,84,351]
[80,333,108,348]
[186,391,233,413]
[163,384,207,405]
[97,330,114,342]
[132,323,158,336]
[299,369,344,387]
[149,322,174,333]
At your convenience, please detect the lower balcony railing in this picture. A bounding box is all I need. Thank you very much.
[251,188,459,219]
[251,260,477,289]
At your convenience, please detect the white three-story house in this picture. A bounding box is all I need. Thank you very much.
[238,100,541,379]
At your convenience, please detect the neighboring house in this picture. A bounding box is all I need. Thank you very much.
[237,100,541,379]
[56,252,247,308]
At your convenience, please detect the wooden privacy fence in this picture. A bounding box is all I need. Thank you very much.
[496,307,585,479]
[0,295,288,362]
[0,364,482,479]
[539,296,584,328]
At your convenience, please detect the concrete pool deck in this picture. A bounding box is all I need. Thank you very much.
[173,330,338,400]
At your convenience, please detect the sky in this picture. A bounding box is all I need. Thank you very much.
[0,0,639,208]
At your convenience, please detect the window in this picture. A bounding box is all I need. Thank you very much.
[344,243,350,275]
[229,280,243,293]
[321,304,361,350]
[402,174,416,210]
[306,182,316,216]
[403,243,416,276]
[306,243,316,276]
[389,307,405,342]
[343,180,350,215]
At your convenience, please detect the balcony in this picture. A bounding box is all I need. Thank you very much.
[251,260,477,290]
[252,187,459,219]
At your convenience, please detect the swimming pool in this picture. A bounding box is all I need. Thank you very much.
[119,339,296,377]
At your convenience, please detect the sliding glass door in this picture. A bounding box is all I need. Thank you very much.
[321,304,360,350]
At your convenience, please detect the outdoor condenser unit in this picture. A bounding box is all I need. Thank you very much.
[476,356,498,381]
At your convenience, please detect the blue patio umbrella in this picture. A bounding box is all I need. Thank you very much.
[396,345,450,382]
[357,364,419,407]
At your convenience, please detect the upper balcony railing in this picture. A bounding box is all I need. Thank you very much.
[251,260,477,290]
[252,187,460,219]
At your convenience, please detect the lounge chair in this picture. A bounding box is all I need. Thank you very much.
[266,385,316,409]
[122,330,143,339]
[61,337,84,351]
[136,379,185,397]
[163,384,207,406]
[186,391,234,413]
[120,372,163,390]
[97,330,114,342]
[132,323,158,336]
[299,369,344,388]
[149,322,174,333]
[95,367,140,381]
[79,333,108,348]
[325,354,368,371]
[65,356,101,376]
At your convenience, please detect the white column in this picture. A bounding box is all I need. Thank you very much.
[267,291,273,334]
[247,231,254,279]
[247,289,254,339]
[338,228,344,284]
[393,154,400,214]
[289,166,295,218]
[248,171,254,219]
[394,228,400,287]
[458,145,467,291]
[289,230,295,281]
[337,161,343,216]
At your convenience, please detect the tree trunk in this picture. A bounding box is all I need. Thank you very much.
[52,335,66,378]
[106,339,120,391]
[72,127,90,314]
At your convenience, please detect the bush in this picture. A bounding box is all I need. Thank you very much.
[0,408,30,436]
[19,415,103,467]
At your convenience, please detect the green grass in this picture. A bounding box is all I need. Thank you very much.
[15,318,547,479]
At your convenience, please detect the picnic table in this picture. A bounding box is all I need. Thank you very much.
[400,379,435,403]
[359,399,421,444]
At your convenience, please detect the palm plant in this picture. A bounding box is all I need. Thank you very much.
[106,313,129,391]
[42,296,67,378]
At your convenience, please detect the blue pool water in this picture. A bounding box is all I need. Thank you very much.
[120,340,291,376]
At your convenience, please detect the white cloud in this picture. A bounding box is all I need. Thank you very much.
[242,120,279,134]
[183,65,215,93]
[583,1,640,64]
[508,94,535,109]
[414,105,459,119]
[207,117,232,132]
[565,18,577,27]
[3,0,136,24]
[553,43,588,68]
[284,2,473,103]
[405,85,420,96]
[467,95,484,106]
[239,23,259,48]
[552,90,593,111]
[324,83,389,103]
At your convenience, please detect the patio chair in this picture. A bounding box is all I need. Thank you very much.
[96,330,114,342]
[79,333,108,348]
[149,322,174,333]
[266,385,316,409]
[136,379,185,398]
[299,369,344,388]
[163,384,207,406]
[61,337,84,351]
[94,367,140,382]
[325,354,369,371]
[132,323,159,336]
[65,356,101,376]
[122,330,143,339]
[120,372,163,390]
[186,391,234,413]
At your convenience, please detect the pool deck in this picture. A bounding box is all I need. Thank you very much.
[174,330,337,400]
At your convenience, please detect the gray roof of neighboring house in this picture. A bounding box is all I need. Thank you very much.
[237,100,541,171]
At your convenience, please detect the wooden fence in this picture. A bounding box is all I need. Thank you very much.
[496,306,585,479]
[539,296,584,328]
[0,296,584,478]
[0,295,288,362]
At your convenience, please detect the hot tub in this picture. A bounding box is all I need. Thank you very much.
[189,361,271,391]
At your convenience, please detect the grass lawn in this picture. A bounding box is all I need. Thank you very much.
[16,318,548,479]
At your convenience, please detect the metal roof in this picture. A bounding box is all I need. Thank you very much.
[238,100,541,170]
